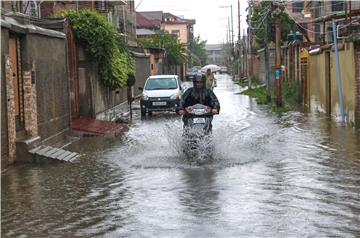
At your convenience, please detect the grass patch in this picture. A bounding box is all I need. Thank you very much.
[242,86,268,104]
[234,80,248,87]
[241,81,301,114]
[234,79,260,88]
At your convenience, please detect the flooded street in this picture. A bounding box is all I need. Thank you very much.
[2,74,360,237]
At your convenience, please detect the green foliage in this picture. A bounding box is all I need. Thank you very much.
[241,80,301,113]
[138,32,188,67]
[57,10,134,88]
[242,86,268,105]
[282,81,301,108]
[190,35,207,66]
[250,1,295,48]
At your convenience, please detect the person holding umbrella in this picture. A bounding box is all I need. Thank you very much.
[205,68,217,91]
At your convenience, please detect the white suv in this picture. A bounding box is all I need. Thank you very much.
[140,75,182,116]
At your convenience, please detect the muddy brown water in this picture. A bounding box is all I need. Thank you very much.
[2,75,360,237]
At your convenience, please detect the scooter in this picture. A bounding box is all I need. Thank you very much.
[183,104,213,135]
[181,104,218,162]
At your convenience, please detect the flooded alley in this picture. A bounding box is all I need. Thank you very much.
[2,75,360,238]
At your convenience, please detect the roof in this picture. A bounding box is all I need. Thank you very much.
[205,44,224,51]
[136,12,160,29]
[139,11,163,21]
[1,14,65,39]
[136,28,156,36]
[163,12,195,25]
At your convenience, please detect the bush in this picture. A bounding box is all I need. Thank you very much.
[57,10,135,88]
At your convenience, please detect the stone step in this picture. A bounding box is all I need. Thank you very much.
[28,145,80,162]
[62,152,78,162]
[29,145,45,154]
[36,146,54,156]
[56,150,73,160]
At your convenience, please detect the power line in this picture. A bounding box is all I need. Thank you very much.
[281,1,345,10]
[284,8,352,34]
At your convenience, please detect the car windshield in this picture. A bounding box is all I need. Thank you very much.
[145,77,178,90]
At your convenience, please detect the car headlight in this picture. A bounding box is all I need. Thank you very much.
[170,93,180,100]
[141,94,149,101]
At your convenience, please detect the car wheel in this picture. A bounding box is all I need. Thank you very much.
[148,111,153,116]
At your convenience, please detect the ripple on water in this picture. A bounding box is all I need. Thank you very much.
[2,75,360,237]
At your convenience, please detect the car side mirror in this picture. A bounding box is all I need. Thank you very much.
[138,87,143,91]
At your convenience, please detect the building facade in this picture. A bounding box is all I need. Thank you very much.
[1,12,70,168]
[205,44,226,66]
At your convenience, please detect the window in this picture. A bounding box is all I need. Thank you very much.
[171,30,180,37]
[292,0,304,13]
[145,78,178,90]
[332,1,345,12]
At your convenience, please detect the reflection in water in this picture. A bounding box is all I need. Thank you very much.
[2,74,360,237]
[179,168,219,217]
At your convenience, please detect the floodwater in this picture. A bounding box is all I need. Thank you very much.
[2,75,360,237]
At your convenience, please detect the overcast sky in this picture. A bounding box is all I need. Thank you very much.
[134,0,249,45]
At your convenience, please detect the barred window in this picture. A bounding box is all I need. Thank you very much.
[332,1,345,12]
[292,0,304,13]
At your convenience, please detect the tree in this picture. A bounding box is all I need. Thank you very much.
[190,35,207,66]
[138,32,188,69]
[249,1,294,48]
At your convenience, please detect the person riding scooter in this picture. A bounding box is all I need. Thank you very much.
[177,74,220,126]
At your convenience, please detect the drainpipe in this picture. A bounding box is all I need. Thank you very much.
[332,19,345,126]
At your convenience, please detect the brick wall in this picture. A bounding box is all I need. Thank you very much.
[23,67,38,137]
[5,56,16,164]
[355,43,360,128]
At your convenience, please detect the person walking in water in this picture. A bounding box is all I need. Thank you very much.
[205,68,217,91]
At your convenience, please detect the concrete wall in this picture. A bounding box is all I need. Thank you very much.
[134,54,151,97]
[309,52,327,113]
[77,48,127,118]
[355,43,360,128]
[22,34,71,145]
[257,48,275,85]
[1,28,10,167]
[309,42,357,125]
[77,47,150,120]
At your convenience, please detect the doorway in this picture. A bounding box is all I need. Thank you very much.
[9,35,24,131]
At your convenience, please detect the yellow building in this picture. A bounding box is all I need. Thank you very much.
[161,12,195,79]
[161,12,195,45]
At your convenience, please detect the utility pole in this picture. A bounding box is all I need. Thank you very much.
[238,0,241,79]
[228,17,231,46]
[243,29,247,80]
[231,4,234,49]
[248,0,253,89]
[274,1,282,107]
[228,17,232,68]
[332,20,345,125]
[238,0,241,41]
[264,13,270,101]
[226,22,229,44]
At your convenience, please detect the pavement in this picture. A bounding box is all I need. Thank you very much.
[71,117,128,137]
